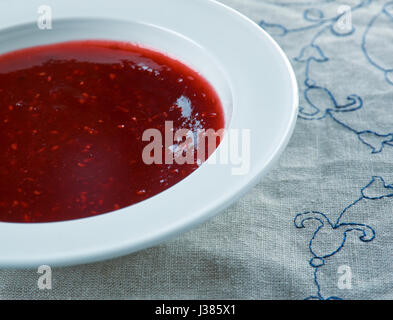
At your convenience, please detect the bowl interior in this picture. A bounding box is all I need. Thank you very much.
[0,18,233,126]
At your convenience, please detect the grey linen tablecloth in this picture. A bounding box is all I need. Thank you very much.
[1,0,393,300]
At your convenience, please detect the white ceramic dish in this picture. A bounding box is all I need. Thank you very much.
[0,0,298,267]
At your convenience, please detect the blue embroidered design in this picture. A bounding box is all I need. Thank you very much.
[260,0,393,154]
[362,1,393,86]
[259,0,393,299]
[294,176,393,300]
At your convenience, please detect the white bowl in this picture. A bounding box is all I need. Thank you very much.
[0,0,298,267]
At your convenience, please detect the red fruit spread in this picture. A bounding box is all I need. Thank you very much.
[0,40,224,223]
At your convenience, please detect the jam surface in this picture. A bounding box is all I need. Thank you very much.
[0,40,224,222]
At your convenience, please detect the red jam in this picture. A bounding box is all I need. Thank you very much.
[0,40,224,222]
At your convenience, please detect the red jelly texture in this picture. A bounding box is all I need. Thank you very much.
[0,40,224,222]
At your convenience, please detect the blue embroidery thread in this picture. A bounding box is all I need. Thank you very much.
[259,0,393,299]
[260,0,393,154]
[294,176,393,299]
[362,1,393,86]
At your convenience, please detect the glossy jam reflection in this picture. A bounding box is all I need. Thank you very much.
[0,40,224,222]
